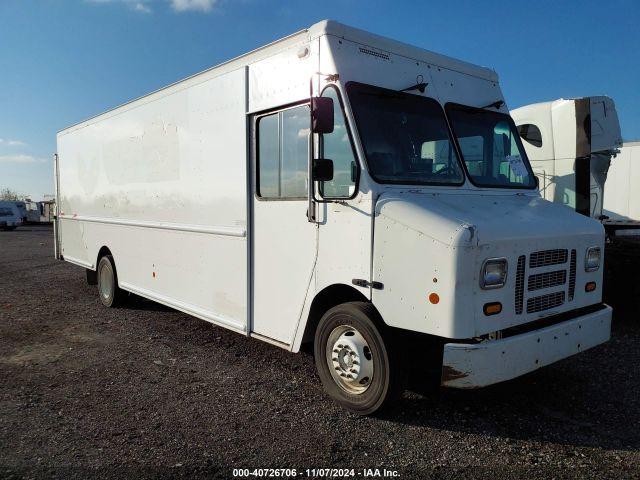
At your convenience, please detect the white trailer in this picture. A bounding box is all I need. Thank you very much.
[0,201,22,230]
[56,20,611,414]
[25,200,55,224]
[603,141,640,226]
[13,200,27,223]
[25,201,41,223]
[511,97,623,220]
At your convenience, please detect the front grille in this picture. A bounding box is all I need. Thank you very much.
[515,255,526,315]
[527,291,565,314]
[568,249,577,301]
[529,249,568,268]
[527,270,566,291]
[514,247,576,316]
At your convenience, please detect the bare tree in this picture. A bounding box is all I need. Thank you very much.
[0,188,26,201]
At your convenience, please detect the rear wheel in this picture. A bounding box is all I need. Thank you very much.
[314,302,403,415]
[97,255,126,307]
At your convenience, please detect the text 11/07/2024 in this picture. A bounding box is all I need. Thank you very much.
[232,468,401,478]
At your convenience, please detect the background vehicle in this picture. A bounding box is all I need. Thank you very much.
[603,141,640,227]
[24,199,55,224]
[56,21,611,415]
[0,201,23,230]
[511,97,629,233]
[12,201,27,223]
[25,201,41,223]
[511,98,640,240]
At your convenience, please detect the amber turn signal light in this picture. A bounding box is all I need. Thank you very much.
[483,302,502,316]
[585,282,596,292]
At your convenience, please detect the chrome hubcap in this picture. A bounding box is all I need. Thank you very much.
[99,264,113,300]
[326,325,374,394]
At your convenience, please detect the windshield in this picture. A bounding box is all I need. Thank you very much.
[446,103,536,188]
[0,208,13,217]
[347,82,464,185]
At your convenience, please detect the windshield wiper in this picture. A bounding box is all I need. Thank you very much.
[400,82,428,93]
[481,100,505,110]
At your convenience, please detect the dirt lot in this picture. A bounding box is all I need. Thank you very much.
[1,225,640,479]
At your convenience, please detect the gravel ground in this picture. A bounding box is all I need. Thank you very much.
[1,225,640,479]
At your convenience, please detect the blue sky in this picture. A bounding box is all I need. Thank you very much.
[1,0,639,199]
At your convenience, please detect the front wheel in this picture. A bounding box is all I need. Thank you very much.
[314,302,403,415]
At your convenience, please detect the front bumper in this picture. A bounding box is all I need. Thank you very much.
[441,304,612,388]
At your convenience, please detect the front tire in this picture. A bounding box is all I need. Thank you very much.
[314,302,402,415]
[97,255,126,307]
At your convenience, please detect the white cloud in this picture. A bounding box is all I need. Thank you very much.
[85,0,219,13]
[297,127,310,138]
[170,0,217,12]
[132,2,152,12]
[0,155,47,164]
[85,0,153,13]
[0,138,27,147]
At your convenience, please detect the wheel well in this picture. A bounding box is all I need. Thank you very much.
[301,284,370,348]
[96,246,112,268]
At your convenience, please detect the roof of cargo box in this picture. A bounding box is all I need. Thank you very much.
[58,20,498,135]
[312,20,498,81]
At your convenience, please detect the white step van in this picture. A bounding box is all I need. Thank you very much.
[56,21,611,414]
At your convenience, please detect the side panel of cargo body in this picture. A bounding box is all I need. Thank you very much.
[56,68,249,332]
[604,142,640,222]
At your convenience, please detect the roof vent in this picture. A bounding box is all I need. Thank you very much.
[358,47,390,61]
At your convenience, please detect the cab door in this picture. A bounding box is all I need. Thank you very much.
[251,103,318,344]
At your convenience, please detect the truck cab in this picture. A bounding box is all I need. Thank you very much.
[511,97,622,219]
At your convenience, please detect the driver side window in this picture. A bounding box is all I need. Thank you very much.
[319,87,358,198]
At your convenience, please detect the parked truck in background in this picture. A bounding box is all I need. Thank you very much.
[25,200,55,224]
[0,201,23,230]
[603,141,640,226]
[55,20,612,415]
[511,97,631,234]
[13,201,27,223]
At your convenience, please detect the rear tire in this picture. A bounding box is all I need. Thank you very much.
[314,302,403,416]
[97,255,126,307]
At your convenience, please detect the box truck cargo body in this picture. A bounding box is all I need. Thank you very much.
[603,141,640,225]
[56,21,611,414]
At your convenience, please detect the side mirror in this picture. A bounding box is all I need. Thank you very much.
[534,175,540,188]
[502,133,511,155]
[311,97,334,134]
[350,161,358,182]
[313,158,334,182]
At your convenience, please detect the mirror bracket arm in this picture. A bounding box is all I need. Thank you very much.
[307,76,317,223]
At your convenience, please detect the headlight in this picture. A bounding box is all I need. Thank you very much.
[480,258,508,289]
[585,247,601,272]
